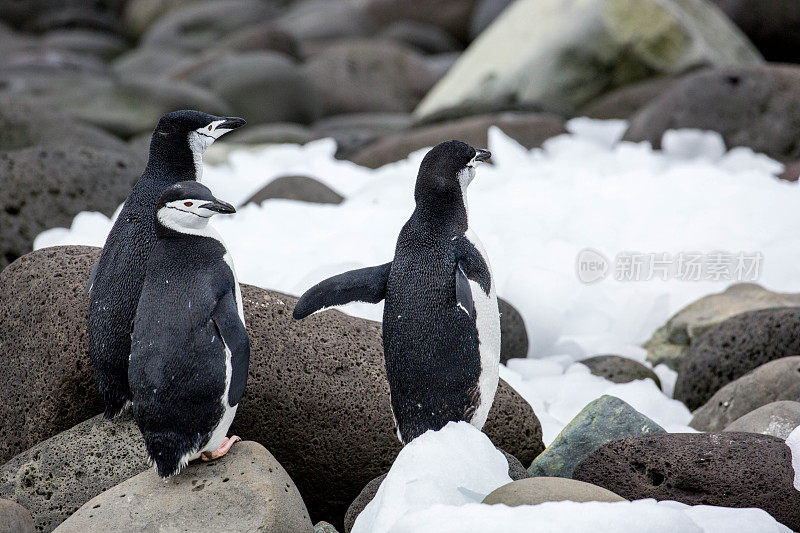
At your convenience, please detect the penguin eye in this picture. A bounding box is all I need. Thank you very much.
[207,125,212,131]
[184,202,193,207]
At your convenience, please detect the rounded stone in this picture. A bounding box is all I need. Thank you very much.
[363,0,479,42]
[482,477,626,506]
[0,499,35,533]
[579,77,679,120]
[674,307,800,411]
[351,112,565,169]
[54,441,313,533]
[242,175,344,206]
[498,297,528,364]
[378,21,461,55]
[724,401,800,439]
[573,432,800,531]
[311,113,413,160]
[690,357,800,432]
[579,355,661,389]
[0,413,149,533]
[625,66,800,162]
[40,29,128,61]
[0,145,139,268]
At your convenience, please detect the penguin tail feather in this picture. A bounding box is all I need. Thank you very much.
[143,431,201,479]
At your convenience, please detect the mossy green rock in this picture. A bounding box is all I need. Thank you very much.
[528,395,665,479]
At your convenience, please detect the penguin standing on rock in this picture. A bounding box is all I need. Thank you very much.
[87,110,245,418]
[294,140,499,444]
[130,181,249,478]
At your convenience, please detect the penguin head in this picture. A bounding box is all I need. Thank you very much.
[414,140,491,209]
[149,110,246,181]
[155,181,236,236]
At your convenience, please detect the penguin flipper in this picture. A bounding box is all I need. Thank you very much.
[85,257,100,296]
[456,263,474,319]
[293,262,392,319]
[212,290,250,407]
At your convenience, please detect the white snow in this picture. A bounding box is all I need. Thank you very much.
[34,120,800,528]
[352,422,790,533]
[787,426,800,491]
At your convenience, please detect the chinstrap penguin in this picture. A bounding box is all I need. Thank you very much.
[129,181,249,478]
[87,110,245,419]
[293,140,499,444]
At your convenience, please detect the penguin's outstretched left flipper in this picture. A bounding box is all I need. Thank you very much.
[293,262,392,319]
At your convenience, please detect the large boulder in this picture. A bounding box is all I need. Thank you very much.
[0,144,138,268]
[690,357,800,432]
[710,0,800,63]
[55,441,313,533]
[625,65,800,162]
[242,175,344,206]
[303,40,437,117]
[579,77,679,120]
[579,355,661,389]
[415,0,761,119]
[0,414,149,533]
[573,432,800,531]
[1,246,544,530]
[724,401,800,439]
[528,395,665,479]
[482,477,626,506]
[498,297,529,364]
[673,307,800,410]
[363,0,479,42]
[0,499,35,533]
[351,112,565,168]
[644,283,800,370]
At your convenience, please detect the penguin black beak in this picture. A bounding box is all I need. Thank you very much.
[475,149,492,162]
[218,117,246,130]
[201,200,236,214]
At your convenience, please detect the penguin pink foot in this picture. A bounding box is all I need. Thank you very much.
[201,435,241,462]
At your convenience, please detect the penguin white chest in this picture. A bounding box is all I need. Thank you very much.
[462,228,500,430]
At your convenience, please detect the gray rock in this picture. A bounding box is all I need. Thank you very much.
[217,23,301,60]
[579,77,680,120]
[275,0,376,43]
[363,0,478,42]
[315,521,340,533]
[303,40,436,117]
[573,432,800,531]
[498,297,528,364]
[141,0,280,52]
[0,414,149,533]
[224,123,316,146]
[482,477,626,506]
[724,401,800,439]
[111,46,190,78]
[40,29,127,61]
[122,0,192,39]
[351,112,565,168]
[625,65,800,162]
[528,395,665,479]
[0,146,139,268]
[23,5,120,34]
[579,355,661,389]
[779,159,800,182]
[344,449,526,532]
[187,51,321,126]
[312,113,413,159]
[415,0,762,119]
[674,308,800,410]
[55,441,313,533]
[379,21,461,55]
[710,0,800,63]
[242,175,344,206]
[0,499,35,533]
[690,357,800,432]
[469,0,514,40]
[644,283,800,370]
[424,52,460,84]
[1,246,544,531]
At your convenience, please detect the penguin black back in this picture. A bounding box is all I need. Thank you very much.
[87,110,245,418]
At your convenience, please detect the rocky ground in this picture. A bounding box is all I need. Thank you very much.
[4,0,800,531]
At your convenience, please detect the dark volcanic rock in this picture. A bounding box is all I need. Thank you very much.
[363,0,479,42]
[579,77,679,120]
[0,413,149,533]
[673,307,800,411]
[242,175,344,206]
[0,246,102,462]
[579,355,661,389]
[351,112,565,168]
[710,0,800,63]
[0,146,138,268]
[573,432,800,531]
[0,499,35,533]
[624,66,800,162]
[1,246,544,530]
[690,357,800,432]
[498,297,528,364]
